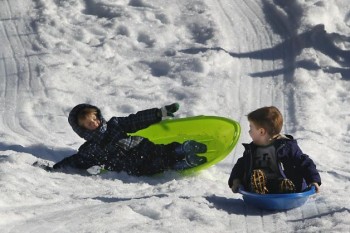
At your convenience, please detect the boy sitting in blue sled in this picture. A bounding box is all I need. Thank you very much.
[228,106,321,194]
[41,103,207,176]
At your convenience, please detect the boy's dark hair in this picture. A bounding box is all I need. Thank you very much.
[247,106,283,136]
[77,107,98,126]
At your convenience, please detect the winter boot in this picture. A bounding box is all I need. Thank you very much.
[250,169,269,194]
[176,140,207,155]
[279,179,296,193]
[172,141,207,170]
[172,153,207,170]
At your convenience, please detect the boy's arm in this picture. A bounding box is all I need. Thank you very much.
[291,144,322,187]
[299,153,322,186]
[53,153,93,170]
[53,154,78,169]
[53,142,98,170]
[228,157,245,188]
[310,182,321,193]
[115,103,179,133]
[230,179,241,193]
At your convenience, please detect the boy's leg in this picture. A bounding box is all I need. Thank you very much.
[130,140,183,175]
[135,139,208,173]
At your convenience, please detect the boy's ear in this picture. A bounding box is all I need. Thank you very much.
[259,128,266,135]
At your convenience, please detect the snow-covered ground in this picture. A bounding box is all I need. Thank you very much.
[1,0,350,232]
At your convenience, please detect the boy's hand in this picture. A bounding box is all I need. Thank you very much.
[33,161,54,172]
[310,182,320,193]
[161,103,180,117]
[230,179,241,193]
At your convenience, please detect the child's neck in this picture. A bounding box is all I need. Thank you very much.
[256,134,280,146]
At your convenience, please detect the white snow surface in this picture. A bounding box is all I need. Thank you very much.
[1,0,350,232]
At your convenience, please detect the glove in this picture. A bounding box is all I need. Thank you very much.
[230,179,241,193]
[160,103,179,118]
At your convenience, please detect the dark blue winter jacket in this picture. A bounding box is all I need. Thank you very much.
[53,104,180,175]
[228,135,321,192]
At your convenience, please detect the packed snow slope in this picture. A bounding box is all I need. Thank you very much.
[1,0,350,232]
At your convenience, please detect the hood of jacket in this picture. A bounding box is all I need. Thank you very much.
[68,103,107,141]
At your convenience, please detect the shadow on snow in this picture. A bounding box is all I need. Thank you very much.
[0,142,75,162]
[179,24,350,80]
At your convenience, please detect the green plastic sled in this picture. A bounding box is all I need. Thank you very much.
[131,116,241,175]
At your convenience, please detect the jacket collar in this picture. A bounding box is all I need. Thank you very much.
[242,134,294,149]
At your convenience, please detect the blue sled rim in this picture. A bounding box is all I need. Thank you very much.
[239,186,316,210]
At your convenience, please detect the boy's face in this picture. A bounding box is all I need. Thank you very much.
[80,113,101,131]
[248,121,265,145]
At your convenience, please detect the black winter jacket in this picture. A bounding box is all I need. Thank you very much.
[228,135,321,192]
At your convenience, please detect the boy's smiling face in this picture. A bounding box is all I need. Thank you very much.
[80,113,101,131]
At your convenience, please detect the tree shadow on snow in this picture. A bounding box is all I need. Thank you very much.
[179,24,350,80]
[178,0,350,80]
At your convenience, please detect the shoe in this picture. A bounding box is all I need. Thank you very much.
[279,179,296,193]
[250,169,269,194]
[185,153,207,167]
[182,140,207,154]
[172,153,207,170]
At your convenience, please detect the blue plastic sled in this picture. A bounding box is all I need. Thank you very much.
[239,186,316,210]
